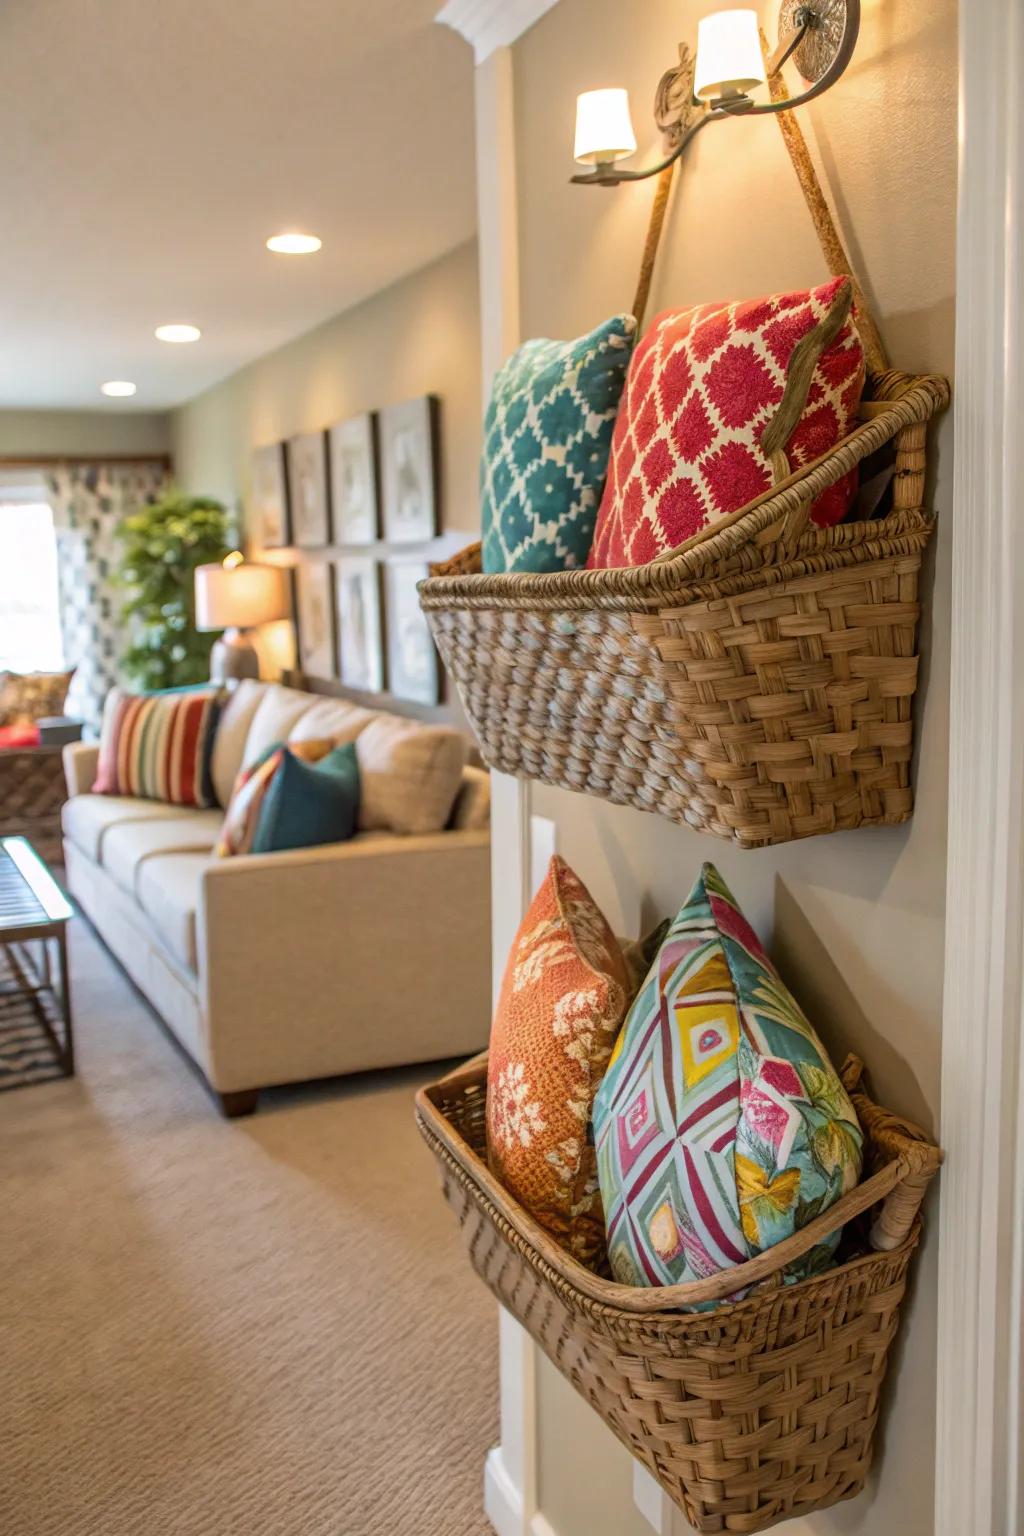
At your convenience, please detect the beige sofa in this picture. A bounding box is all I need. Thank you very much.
[62,681,491,1115]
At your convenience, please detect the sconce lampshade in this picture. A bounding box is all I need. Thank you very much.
[693,8,767,101]
[574,88,638,165]
[194,558,292,633]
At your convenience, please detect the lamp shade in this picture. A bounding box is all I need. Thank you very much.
[194,560,292,632]
[694,8,767,101]
[574,88,638,165]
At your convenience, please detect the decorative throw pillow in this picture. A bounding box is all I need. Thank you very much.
[587,276,865,568]
[486,856,633,1267]
[481,314,637,573]
[0,669,75,727]
[93,686,222,808]
[251,743,361,854]
[215,738,333,857]
[593,863,863,1293]
[355,715,467,836]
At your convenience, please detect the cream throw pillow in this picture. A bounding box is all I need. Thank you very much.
[210,680,268,808]
[241,683,318,768]
[355,715,468,835]
[289,697,379,746]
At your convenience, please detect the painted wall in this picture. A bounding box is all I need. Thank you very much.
[170,239,481,539]
[511,2,956,1533]
[0,410,171,457]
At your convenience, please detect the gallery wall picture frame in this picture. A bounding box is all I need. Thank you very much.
[293,562,336,679]
[250,442,290,548]
[384,557,440,706]
[329,413,379,545]
[287,431,331,547]
[335,556,384,694]
[379,395,440,544]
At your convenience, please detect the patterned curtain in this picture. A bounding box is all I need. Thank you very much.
[46,463,169,735]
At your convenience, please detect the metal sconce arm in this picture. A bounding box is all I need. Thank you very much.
[571,0,860,189]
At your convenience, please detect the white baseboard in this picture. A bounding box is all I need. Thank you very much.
[483,1446,563,1536]
[485,1447,526,1536]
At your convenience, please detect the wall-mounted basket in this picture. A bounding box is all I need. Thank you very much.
[418,69,950,848]
[416,1050,942,1535]
[422,367,947,848]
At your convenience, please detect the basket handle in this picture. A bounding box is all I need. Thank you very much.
[841,1054,944,1251]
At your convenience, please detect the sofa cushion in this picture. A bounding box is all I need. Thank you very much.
[0,668,74,726]
[136,852,210,971]
[593,862,864,1294]
[241,683,318,767]
[216,738,334,856]
[102,812,221,896]
[93,686,222,808]
[355,714,468,835]
[63,794,201,864]
[288,697,379,746]
[486,855,633,1267]
[211,679,268,809]
[252,742,360,854]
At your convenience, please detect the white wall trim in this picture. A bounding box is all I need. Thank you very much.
[436,0,561,64]
[935,0,1024,1531]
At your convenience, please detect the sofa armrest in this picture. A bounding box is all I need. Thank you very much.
[196,830,492,1092]
[64,741,100,797]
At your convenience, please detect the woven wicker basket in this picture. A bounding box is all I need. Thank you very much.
[416,1051,942,1534]
[420,366,948,849]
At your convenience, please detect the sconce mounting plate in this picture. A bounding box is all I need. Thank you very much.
[779,0,853,83]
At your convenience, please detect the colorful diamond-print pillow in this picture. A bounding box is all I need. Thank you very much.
[486,856,634,1267]
[587,276,865,568]
[481,315,637,573]
[593,863,863,1293]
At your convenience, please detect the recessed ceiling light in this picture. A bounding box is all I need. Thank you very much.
[266,232,322,255]
[155,323,201,344]
[101,380,137,398]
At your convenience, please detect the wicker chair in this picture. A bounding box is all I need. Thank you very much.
[0,743,70,864]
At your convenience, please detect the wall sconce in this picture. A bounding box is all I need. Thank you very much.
[572,1,860,186]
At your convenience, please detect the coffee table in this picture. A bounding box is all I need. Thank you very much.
[0,836,74,1089]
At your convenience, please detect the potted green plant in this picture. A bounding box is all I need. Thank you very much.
[116,492,231,690]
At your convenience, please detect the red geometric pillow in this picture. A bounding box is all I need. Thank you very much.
[587,276,865,568]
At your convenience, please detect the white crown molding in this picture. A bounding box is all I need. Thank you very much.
[435,0,562,64]
[935,0,1024,1530]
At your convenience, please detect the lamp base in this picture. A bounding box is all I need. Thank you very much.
[209,627,260,684]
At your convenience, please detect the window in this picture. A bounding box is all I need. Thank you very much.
[0,501,64,671]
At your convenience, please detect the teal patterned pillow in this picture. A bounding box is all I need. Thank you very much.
[481,315,637,573]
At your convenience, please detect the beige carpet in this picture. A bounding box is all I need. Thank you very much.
[1,918,498,1536]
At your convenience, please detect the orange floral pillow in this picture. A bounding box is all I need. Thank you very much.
[486,856,632,1267]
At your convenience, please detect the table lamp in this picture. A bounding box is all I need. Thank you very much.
[195,553,292,683]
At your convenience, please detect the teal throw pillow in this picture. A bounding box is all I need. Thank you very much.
[481,314,637,573]
[251,742,360,855]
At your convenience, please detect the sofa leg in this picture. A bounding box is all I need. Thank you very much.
[215,1088,259,1119]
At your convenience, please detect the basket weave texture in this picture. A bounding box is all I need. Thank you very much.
[420,370,949,848]
[0,746,66,864]
[416,1051,941,1534]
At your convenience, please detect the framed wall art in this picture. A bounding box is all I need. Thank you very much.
[329,413,379,544]
[335,556,384,693]
[250,443,290,548]
[287,431,331,547]
[293,562,335,678]
[379,396,439,544]
[384,557,440,705]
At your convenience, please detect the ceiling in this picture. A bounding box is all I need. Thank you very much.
[0,0,476,411]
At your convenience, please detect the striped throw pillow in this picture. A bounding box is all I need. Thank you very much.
[93,687,222,808]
